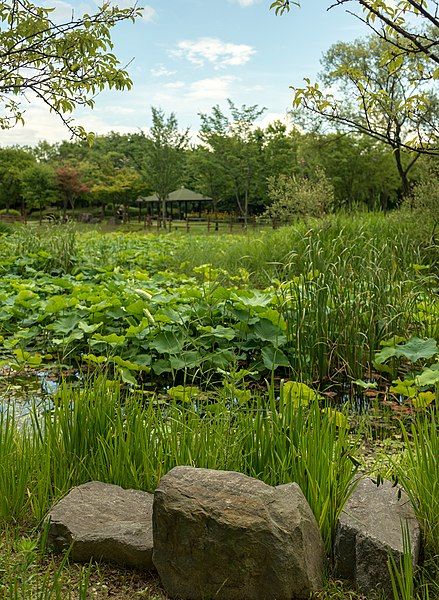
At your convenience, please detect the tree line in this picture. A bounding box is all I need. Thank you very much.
[0,2,437,226]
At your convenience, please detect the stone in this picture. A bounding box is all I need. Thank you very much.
[334,478,421,598]
[153,466,325,600]
[47,481,154,570]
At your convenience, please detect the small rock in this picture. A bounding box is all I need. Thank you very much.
[47,481,154,570]
[334,478,421,598]
[153,466,325,600]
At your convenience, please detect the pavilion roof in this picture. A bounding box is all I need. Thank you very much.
[137,187,212,203]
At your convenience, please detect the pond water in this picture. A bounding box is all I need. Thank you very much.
[0,369,68,420]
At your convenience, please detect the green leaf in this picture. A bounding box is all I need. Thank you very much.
[92,333,126,346]
[321,407,349,428]
[83,353,107,365]
[415,363,439,387]
[354,379,378,390]
[13,349,43,366]
[252,318,286,345]
[281,381,320,406]
[412,392,436,409]
[375,337,438,365]
[150,331,184,354]
[395,338,438,363]
[390,378,417,398]
[119,367,137,386]
[170,352,202,369]
[111,355,150,372]
[168,385,201,402]
[152,359,171,375]
[198,325,236,341]
[261,346,290,370]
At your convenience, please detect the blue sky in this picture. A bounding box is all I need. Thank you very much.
[2,0,367,146]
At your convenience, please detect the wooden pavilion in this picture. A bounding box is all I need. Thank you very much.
[137,187,213,220]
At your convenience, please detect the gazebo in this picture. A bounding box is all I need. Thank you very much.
[137,187,213,220]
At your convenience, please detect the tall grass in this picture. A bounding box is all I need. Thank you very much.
[393,411,439,556]
[173,213,438,381]
[0,377,359,553]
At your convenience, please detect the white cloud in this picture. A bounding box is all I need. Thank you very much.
[164,81,186,90]
[0,100,138,147]
[186,76,238,101]
[141,5,157,22]
[231,0,260,6]
[151,64,177,78]
[172,37,256,69]
[256,111,295,131]
[148,75,240,118]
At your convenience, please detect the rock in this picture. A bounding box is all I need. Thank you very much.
[334,478,421,598]
[153,466,325,600]
[47,481,154,570]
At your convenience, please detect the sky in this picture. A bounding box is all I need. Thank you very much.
[1,0,368,146]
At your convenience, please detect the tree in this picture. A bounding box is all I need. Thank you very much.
[294,36,439,196]
[263,168,334,224]
[405,156,439,239]
[143,107,189,226]
[199,101,266,226]
[297,133,401,210]
[270,1,439,74]
[21,163,57,223]
[56,165,89,218]
[0,147,36,213]
[0,1,141,137]
[185,146,229,214]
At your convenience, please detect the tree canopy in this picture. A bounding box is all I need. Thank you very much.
[0,1,141,138]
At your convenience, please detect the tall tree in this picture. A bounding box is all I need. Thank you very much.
[0,147,36,213]
[199,101,266,226]
[21,163,57,223]
[56,165,89,218]
[0,1,141,137]
[294,36,439,196]
[144,107,189,226]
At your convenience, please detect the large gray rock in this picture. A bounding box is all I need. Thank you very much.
[334,478,421,598]
[47,481,154,570]
[153,466,325,600]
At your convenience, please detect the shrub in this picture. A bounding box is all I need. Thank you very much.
[263,167,334,223]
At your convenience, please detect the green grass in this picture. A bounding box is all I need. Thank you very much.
[0,377,359,547]
[0,211,437,598]
[393,411,439,556]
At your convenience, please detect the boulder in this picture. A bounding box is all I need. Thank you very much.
[153,466,325,600]
[47,481,154,570]
[334,478,421,598]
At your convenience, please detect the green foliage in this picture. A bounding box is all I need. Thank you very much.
[21,163,58,219]
[0,1,141,136]
[294,36,438,195]
[0,376,360,555]
[387,522,415,600]
[143,107,189,223]
[393,411,439,555]
[374,337,439,408]
[0,213,436,385]
[405,157,439,238]
[263,167,334,222]
[199,100,266,224]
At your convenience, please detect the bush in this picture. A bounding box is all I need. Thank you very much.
[405,159,439,240]
[263,167,334,224]
[0,208,21,217]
